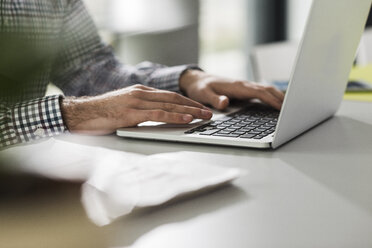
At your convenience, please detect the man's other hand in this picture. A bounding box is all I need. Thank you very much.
[61,84,213,135]
[179,70,285,111]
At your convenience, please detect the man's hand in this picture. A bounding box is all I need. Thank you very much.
[61,84,212,135]
[179,70,285,110]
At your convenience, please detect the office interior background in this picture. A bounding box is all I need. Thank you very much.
[83,0,372,82]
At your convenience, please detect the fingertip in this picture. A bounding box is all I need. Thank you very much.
[217,95,229,110]
[205,90,229,110]
[275,102,283,111]
[201,109,213,119]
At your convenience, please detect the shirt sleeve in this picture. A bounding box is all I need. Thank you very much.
[51,0,200,97]
[0,95,67,149]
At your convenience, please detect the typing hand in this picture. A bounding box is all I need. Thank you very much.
[179,70,285,110]
[61,84,212,135]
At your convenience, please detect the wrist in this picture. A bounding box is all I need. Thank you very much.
[60,97,77,132]
[179,69,206,95]
[61,97,94,133]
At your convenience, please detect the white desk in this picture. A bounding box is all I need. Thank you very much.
[62,100,372,248]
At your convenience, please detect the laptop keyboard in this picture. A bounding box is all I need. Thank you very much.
[185,104,279,140]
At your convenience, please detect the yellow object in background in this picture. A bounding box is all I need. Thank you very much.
[349,64,372,82]
[346,65,372,102]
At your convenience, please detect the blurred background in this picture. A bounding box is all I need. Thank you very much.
[83,0,372,81]
[83,0,295,80]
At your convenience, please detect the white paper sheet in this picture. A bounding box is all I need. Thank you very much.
[82,151,242,225]
[0,138,242,226]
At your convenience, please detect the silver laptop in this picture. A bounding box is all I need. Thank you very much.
[117,0,372,149]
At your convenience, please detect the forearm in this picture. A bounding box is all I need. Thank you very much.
[53,46,200,97]
[51,0,201,96]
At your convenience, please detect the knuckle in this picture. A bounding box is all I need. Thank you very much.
[234,80,245,87]
[178,114,186,122]
[255,86,265,94]
[182,106,194,115]
[171,92,181,101]
[264,85,275,91]
[128,97,141,106]
[125,108,137,118]
[163,103,175,111]
[158,102,169,110]
[153,110,166,119]
[200,88,209,94]
[129,89,143,97]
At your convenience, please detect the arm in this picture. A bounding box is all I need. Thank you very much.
[51,0,195,97]
[48,0,213,135]
[0,0,210,147]
[0,85,212,148]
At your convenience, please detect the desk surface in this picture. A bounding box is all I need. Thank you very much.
[60,100,372,248]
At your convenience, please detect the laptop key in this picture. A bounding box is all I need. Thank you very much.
[250,124,261,128]
[199,129,220,135]
[235,123,246,127]
[223,122,235,125]
[250,131,262,135]
[212,133,240,138]
[217,125,230,129]
[225,128,238,132]
[232,131,245,135]
[240,134,256,139]
[217,130,231,134]
[256,128,269,132]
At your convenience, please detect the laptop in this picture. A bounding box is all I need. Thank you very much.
[117,0,372,149]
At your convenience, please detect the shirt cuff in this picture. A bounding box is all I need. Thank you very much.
[10,95,68,144]
[150,64,202,93]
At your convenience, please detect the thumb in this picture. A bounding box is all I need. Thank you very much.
[204,88,229,110]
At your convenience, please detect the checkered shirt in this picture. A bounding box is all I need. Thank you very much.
[0,0,197,149]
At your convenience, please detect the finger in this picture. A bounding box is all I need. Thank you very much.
[137,90,207,109]
[211,81,247,97]
[138,109,194,124]
[255,90,283,110]
[135,101,213,120]
[203,88,230,110]
[265,85,285,101]
[215,82,283,109]
[213,81,282,101]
